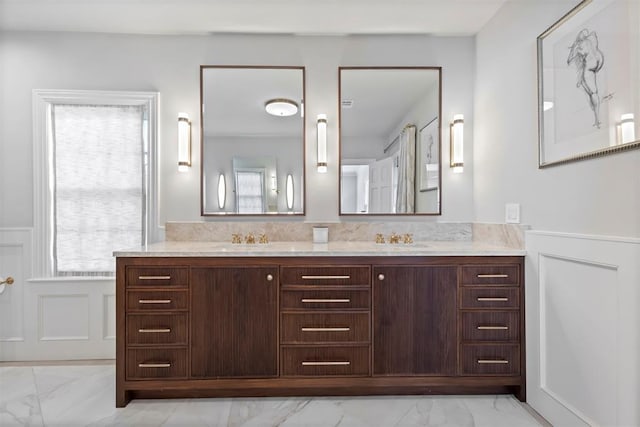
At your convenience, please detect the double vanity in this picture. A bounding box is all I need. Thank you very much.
[114,240,525,407]
[114,62,524,408]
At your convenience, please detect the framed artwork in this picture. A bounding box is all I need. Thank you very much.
[537,0,640,167]
[418,117,439,191]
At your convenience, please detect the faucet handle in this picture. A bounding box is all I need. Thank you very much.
[389,232,400,244]
[403,233,413,244]
[231,233,242,244]
[375,233,386,244]
[259,233,269,244]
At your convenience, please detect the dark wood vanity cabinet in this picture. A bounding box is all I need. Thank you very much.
[190,266,278,378]
[116,255,525,407]
[373,265,457,376]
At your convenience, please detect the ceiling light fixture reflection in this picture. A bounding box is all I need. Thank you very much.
[265,98,298,117]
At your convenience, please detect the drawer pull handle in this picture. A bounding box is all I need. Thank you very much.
[477,326,509,330]
[301,298,351,303]
[477,359,509,364]
[138,275,171,280]
[378,274,385,281]
[301,361,350,366]
[138,363,171,368]
[477,274,509,278]
[266,274,274,281]
[138,328,171,333]
[138,299,172,304]
[301,275,351,280]
[301,327,350,332]
[477,297,509,302]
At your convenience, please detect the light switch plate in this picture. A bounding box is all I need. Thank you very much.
[505,203,521,224]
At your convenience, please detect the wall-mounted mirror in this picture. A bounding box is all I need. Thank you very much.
[339,67,441,215]
[201,66,305,215]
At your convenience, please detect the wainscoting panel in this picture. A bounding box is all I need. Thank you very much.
[38,294,90,341]
[1,227,116,361]
[0,229,30,348]
[526,231,640,427]
[103,294,116,340]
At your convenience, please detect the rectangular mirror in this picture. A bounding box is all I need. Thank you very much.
[339,67,441,215]
[201,66,305,215]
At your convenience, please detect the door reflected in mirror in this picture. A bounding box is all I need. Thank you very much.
[201,66,305,215]
[339,67,441,215]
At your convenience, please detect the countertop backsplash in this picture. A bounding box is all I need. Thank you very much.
[165,221,528,250]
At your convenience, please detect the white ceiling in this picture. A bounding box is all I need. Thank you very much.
[0,0,508,36]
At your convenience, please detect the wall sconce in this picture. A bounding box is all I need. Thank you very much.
[620,113,635,144]
[178,112,192,172]
[286,174,294,210]
[317,114,327,173]
[217,173,226,210]
[450,114,464,173]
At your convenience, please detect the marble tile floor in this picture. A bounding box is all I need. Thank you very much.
[1,363,549,427]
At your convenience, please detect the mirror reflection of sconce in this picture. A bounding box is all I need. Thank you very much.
[217,173,226,209]
[286,174,294,210]
[178,112,192,172]
[620,113,635,144]
[450,114,464,173]
[317,114,327,173]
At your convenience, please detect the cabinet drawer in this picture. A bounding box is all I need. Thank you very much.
[460,344,520,375]
[126,290,188,311]
[127,313,187,345]
[126,348,187,379]
[281,266,370,286]
[461,312,520,342]
[126,266,188,288]
[281,289,370,310]
[281,313,370,344]
[281,346,369,376]
[460,265,520,286]
[460,288,519,309]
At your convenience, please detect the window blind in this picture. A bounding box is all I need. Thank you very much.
[236,171,264,214]
[52,104,144,276]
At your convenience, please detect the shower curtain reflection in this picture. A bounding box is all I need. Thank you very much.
[395,125,416,213]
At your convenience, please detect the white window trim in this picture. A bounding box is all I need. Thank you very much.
[32,89,161,279]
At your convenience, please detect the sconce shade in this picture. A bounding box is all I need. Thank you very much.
[621,113,635,144]
[317,114,327,173]
[286,174,294,210]
[178,112,192,172]
[217,173,226,209]
[265,98,298,117]
[450,114,464,173]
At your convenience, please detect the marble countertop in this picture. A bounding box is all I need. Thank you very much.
[113,240,525,257]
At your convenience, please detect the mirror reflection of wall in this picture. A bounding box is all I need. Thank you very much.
[339,67,442,215]
[201,66,305,216]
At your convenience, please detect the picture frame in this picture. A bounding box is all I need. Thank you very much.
[418,117,440,191]
[537,0,640,168]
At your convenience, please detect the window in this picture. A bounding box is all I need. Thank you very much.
[235,170,265,214]
[33,90,159,278]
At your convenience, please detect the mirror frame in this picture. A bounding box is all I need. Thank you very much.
[199,65,306,217]
[338,66,442,216]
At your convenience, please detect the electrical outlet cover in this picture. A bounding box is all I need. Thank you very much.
[505,203,520,224]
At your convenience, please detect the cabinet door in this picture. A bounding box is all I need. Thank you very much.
[191,266,277,378]
[373,266,457,376]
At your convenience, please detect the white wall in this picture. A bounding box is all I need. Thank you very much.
[474,1,640,238]
[0,32,475,228]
